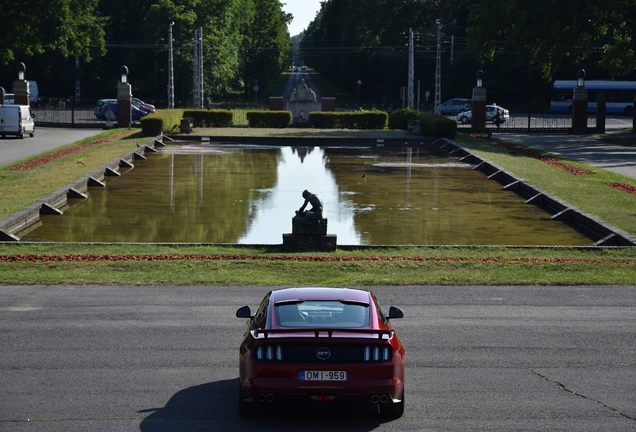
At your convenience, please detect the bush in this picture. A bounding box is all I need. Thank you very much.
[182,109,233,127]
[308,111,388,129]
[416,112,457,138]
[140,109,184,136]
[246,111,292,128]
[389,109,418,130]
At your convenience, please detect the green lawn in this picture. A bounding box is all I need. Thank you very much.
[457,134,636,235]
[0,129,148,220]
[0,244,633,285]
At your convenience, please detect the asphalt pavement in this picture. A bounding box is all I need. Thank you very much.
[0,127,102,166]
[0,284,634,431]
[493,132,636,180]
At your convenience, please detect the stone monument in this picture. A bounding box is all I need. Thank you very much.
[282,190,336,252]
[287,79,321,124]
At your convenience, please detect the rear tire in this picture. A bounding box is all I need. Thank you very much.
[379,390,405,419]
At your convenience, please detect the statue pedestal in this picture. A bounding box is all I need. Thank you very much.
[283,216,336,252]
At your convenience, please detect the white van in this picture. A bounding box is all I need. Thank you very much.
[0,105,35,138]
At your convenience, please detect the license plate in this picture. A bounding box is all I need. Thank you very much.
[300,370,347,381]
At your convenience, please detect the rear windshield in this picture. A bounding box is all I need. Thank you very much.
[275,301,370,328]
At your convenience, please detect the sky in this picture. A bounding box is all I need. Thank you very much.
[281,0,323,36]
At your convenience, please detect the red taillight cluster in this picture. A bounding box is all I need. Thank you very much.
[363,345,392,362]
[255,345,284,361]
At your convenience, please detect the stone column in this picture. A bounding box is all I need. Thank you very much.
[571,69,588,134]
[596,93,606,134]
[13,62,29,106]
[117,66,132,128]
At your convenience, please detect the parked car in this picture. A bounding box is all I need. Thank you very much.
[94,99,149,121]
[236,287,406,418]
[0,105,35,138]
[3,93,15,104]
[132,98,156,114]
[456,104,510,124]
[439,98,471,115]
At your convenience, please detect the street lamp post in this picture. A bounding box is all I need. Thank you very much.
[356,79,362,105]
[434,19,442,115]
[168,21,175,109]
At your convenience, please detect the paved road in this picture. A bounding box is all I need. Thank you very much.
[497,132,636,180]
[1,284,634,431]
[0,127,102,166]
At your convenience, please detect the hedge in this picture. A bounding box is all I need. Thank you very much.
[246,111,292,128]
[140,109,184,136]
[308,111,388,129]
[388,109,419,130]
[183,109,233,127]
[417,112,457,138]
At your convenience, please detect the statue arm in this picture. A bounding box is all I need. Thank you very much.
[298,199,309,213]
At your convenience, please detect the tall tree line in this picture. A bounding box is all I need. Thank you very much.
[0,0,291,106]
[301,0,636,107]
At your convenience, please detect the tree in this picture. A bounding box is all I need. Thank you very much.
[467,0,636,79]
[0,0,106,64]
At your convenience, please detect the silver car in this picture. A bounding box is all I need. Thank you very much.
[456,104,510,124]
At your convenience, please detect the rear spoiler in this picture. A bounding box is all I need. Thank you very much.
[251,328,393,340]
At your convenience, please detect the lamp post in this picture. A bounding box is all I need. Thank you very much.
[117,65,132,128]
[168,21,175,109]
[471,69,487,133]
[356,79,362,104]
[572,68,588,134]
[434,19,442,115]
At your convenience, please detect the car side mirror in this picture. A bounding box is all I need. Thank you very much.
[387,306,404,320]
[236,306,252,318]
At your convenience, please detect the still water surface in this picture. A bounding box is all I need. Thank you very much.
[23,145,590,245]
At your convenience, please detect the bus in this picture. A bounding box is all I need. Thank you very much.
[551,80,636,115]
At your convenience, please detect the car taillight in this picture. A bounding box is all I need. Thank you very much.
[363,345,392,362]
[255,344,284,361]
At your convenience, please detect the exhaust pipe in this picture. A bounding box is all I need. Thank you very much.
[266,394,275,403]
[380,394,389,404]
[370,394,380,404]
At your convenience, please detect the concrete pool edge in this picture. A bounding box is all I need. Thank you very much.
[0,136,164,242]
[437,138,636,247]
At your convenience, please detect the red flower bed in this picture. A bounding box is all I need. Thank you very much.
[9,130,136,171]
[0,254,633,265]
[607,182,636,195]
[487,137,592,175]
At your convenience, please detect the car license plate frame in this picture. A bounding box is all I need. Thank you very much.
[300,370,347,381]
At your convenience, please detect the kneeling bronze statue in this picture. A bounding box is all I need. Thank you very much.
[296,190,323,220]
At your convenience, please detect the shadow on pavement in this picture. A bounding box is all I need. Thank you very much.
[139,378,386,431]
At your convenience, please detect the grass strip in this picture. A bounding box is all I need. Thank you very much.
[457,134,636,234]
[0,244,633,285]
[0,129,149,219]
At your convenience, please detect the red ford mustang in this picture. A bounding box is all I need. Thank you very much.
[236,287,405,418]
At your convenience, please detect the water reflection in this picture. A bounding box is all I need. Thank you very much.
[22,145,591,245]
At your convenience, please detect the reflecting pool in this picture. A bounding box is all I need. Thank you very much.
[22,144,591,245]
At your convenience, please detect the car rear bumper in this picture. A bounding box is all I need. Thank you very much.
[241,361,404,401]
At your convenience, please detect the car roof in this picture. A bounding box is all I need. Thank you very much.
[270,287,371,305]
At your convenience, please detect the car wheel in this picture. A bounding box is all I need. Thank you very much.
[379,390,405,419]
[460,116,470,124]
